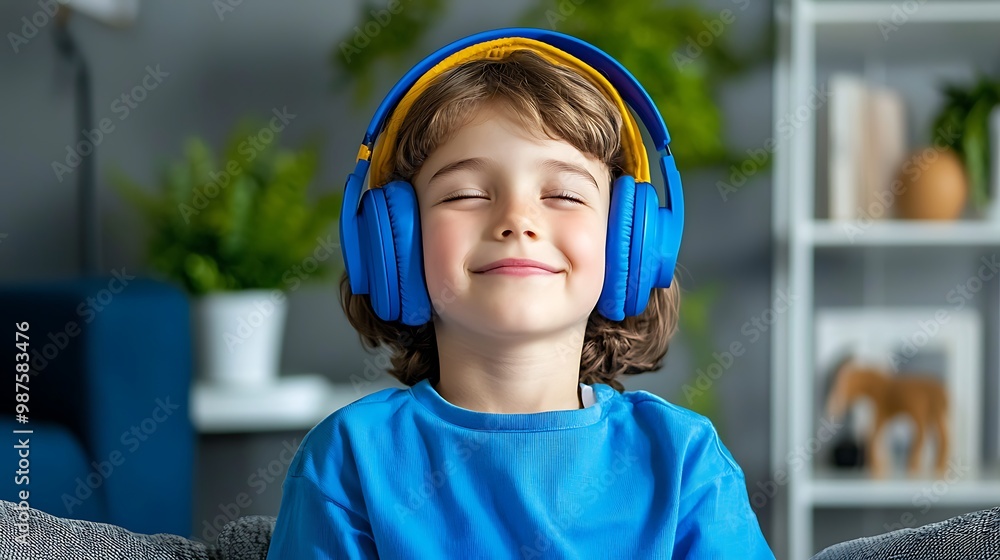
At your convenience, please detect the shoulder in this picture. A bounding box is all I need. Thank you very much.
[282,383,414,508]
[617,387,719,437]
[321,382,410,428]
[288,384,411,478]
[615,388,743,477]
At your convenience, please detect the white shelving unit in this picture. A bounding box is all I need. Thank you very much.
[772,1,1000,558]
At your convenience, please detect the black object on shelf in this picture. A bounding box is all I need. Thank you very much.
[831,436,865,469]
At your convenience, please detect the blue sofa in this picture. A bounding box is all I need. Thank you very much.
[0,275,194,538]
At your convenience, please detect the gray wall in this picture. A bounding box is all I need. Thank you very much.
[0,0,778,550]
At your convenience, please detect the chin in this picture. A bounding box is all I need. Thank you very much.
[476,306,580,336]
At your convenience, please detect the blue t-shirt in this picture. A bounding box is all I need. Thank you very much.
[266,378,774,559]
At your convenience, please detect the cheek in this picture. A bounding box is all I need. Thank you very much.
[419,213,472,282]
[560,213,607,275]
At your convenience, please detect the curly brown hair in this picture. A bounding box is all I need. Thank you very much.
[339,49,682,393]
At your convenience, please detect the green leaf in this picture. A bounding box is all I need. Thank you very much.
[963,99,989,209]
[931,74,1000,208]
[109,115,343,295]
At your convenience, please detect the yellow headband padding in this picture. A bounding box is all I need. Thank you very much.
[366,37,650,189]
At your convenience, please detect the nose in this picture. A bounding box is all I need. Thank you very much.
[493,195,540,240]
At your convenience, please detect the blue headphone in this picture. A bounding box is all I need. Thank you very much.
[340,27,684,326]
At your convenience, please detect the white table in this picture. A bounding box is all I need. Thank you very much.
[190,374,404,433]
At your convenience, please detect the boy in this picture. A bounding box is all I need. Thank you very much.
[266,31,774,559]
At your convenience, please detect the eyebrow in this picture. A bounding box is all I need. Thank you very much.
[428,157,601,192]
[539,159,600,192]
[428,157,496,184]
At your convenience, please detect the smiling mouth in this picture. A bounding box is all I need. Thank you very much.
[474,266,560,277]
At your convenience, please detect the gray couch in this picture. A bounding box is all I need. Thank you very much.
[2,499,998,559]
[811,506,1000,560]
[1,500,272,560]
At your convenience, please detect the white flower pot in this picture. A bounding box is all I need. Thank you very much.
[192,290,288,389]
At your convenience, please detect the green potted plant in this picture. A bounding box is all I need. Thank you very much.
[931,73,1000,220]
[111,118,342,388]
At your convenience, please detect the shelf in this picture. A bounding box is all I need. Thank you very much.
[805,220,1000,247]
[809,4,1000,66]
[190,373,404,434]
[777,2,1000,557]
[809,1,1000,24]
[807,469,1000,507]
[776,1,1000,557]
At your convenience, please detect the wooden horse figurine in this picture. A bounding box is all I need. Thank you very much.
[825,357,950,479]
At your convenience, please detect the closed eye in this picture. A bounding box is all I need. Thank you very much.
[439,191,585,204]
[552,192,585,204]
[439,190,487,202]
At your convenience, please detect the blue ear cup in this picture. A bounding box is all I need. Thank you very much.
[352,179,432,326]
[383,181,433,325]
[596,172,683,322]
[598,176,636,321]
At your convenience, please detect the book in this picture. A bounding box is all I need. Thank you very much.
[862,86,907,220]
[826,74,868,221]
[823,74,907,221]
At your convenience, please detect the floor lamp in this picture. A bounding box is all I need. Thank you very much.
[52,0,138,275]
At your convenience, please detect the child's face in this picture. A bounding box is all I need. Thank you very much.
[412,103,611,339]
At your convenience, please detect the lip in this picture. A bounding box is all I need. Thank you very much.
[473,258,561,274]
